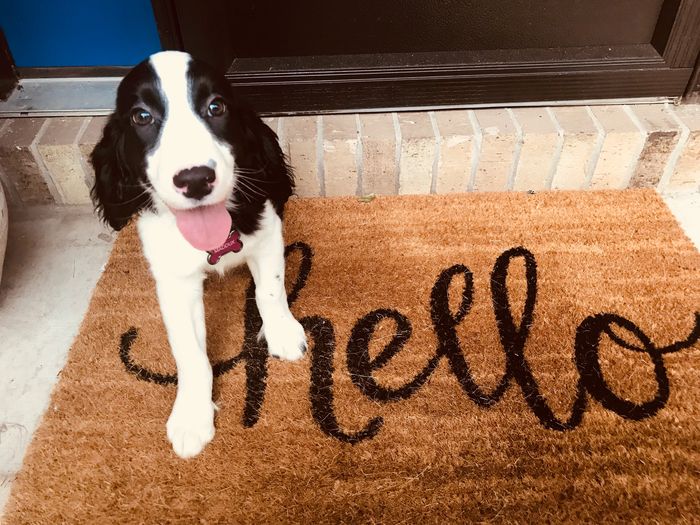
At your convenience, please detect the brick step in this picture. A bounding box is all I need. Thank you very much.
[0,104,698,207]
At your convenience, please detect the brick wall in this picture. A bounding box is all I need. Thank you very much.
[0,103,698,208]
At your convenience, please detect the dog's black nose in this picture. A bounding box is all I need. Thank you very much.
[173,166,216,200]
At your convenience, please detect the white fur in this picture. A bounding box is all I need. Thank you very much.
[139,201,306,458]
[147,52,235,212]
[134,53,306,459]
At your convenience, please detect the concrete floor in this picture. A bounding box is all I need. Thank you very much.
[663,191,700,248]
[0,192,697,517]
[0,206,114,513]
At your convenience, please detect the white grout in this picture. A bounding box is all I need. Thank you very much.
[622,105,648,189]
[584,106,606,189]
[506,108,523,191]
[316,115,325,197]
[428,111,440,194]
[660,103,690,193]
[73,117,94,189]
[467,110,482,192]
[392,112,401,194]
[545,107,565,190]
[0,162,21,207]
[276,117,285,147]
[354,114,364,196]
[29,119,65,204]
[0,120,23,206]
[73,117,92,146]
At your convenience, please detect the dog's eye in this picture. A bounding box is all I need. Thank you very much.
[207,98,226,117]
[131,108,154,126]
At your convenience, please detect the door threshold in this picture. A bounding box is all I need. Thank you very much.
[0,77,121,117]
[0,77,673,118]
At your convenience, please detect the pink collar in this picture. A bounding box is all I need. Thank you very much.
[207,228,243,265]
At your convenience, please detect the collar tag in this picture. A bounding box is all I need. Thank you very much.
[207,229,243,265]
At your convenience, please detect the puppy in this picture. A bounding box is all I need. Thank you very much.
[91,51,306,458]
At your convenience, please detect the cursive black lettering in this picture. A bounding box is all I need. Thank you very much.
[432,263,511,406]
[575,312,700,420]
[118,243,699,443]
[305,315,383,443]
[490,247,586,430]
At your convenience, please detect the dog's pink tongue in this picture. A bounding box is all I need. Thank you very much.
[172,203,232,251]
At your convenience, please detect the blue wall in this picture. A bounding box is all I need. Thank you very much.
[0,1,161,67]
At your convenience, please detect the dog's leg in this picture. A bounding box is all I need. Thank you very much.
[246,227,307,361]
[155,273,215,458]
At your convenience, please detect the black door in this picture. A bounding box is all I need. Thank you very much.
[153,0,700,113]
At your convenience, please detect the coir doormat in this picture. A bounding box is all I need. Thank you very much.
[6,190,700,523]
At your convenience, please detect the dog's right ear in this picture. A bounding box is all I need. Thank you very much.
[90,115,150,231]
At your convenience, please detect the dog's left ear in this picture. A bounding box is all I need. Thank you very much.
[235,106,295,206]
[90,115,150,230]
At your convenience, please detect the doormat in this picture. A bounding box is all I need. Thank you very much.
[6,190,700,523]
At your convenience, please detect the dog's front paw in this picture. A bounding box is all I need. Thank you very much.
[166,397,215,459]
[261,315,307,361]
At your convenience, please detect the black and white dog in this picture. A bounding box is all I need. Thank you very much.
[91,51,306,458]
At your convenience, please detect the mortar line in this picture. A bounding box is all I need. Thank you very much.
[355,114,364,196]
[73,117,94,191]
[506,108,523,191]
[428,111,440,194]
[393,112,401,194]
[276,117,285,145]
[584,106,606,189]
[545,107,564,190]
[30,119,65,204]
[73,117,92,146]
[0,120,23,206]
[661,103,690,193]
[622,105,648,189]
[0,162,23,208]
[467,110,482,192]
[316,115,325,197]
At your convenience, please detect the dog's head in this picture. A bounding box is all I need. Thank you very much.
[91,51,291,247]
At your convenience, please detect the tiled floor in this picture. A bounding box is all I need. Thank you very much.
[0,192,698,517]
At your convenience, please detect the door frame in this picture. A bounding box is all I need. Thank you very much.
[0,29,18,100]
